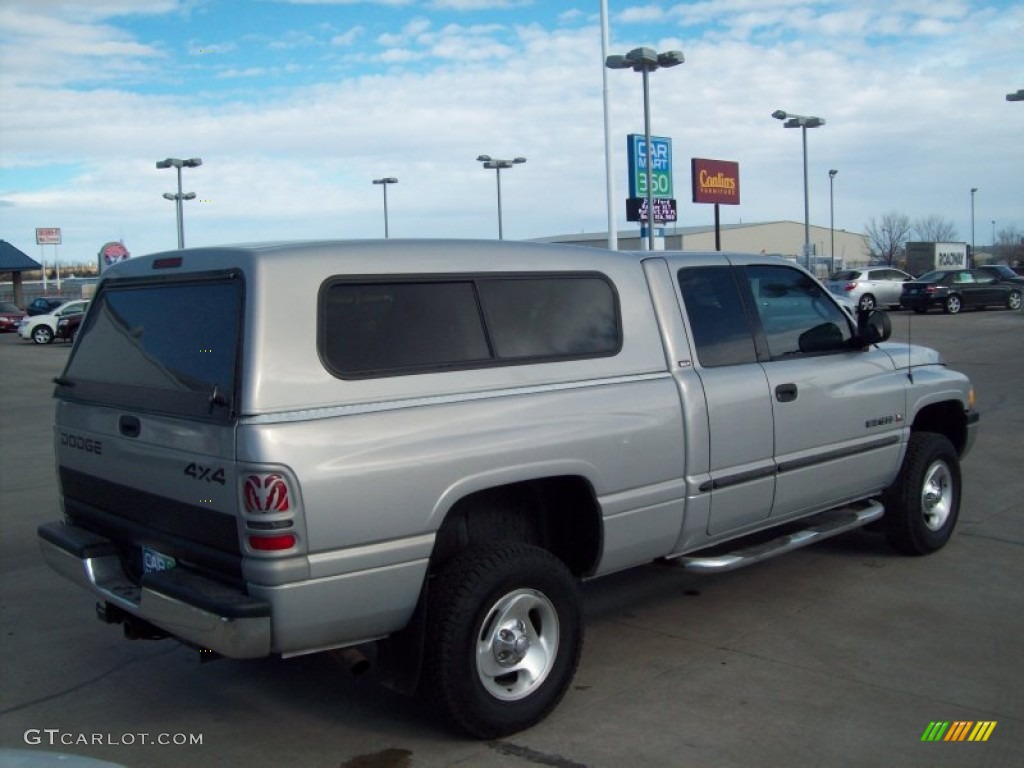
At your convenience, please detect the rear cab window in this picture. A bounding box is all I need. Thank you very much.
[55,272,244,423]
[318,273,621,378]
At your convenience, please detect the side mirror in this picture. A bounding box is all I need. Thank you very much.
[856,308,891,347]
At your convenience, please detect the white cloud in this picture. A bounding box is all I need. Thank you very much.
[0,0,1021,264]
[331,26,365,46]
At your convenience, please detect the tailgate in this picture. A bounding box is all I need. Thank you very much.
[56,401,241,584]
[52,270,244,585]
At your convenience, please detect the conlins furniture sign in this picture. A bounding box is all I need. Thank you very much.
[691,158,740,205]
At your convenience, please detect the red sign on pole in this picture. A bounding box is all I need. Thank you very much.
[35,227,62,245]
[691,159,740,205]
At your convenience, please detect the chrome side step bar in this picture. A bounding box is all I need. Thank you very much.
[672,501,884,573]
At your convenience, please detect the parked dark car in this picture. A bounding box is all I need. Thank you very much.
[976,264,1024,285]
[55,312,84,342]
[26,297,67,316]
[900,269,1023,314]
[0,301,26,332]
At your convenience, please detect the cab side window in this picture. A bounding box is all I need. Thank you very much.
[677,266,757,367]
[743,265,853,358]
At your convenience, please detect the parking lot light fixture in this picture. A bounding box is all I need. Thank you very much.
[607,47,684,251]
[772,110,825,270]
[372,177,398,238]
[156,157,202,249]
[1007,89,1024,101]
[477,155,526,239]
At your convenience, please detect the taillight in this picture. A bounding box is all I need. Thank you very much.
[844,282,857,292]
[243,473,291,513]
[248,534,296,551]
[239,469,300,555]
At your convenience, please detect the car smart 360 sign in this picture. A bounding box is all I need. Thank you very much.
[628,134,673,197]
[627,134,676,223]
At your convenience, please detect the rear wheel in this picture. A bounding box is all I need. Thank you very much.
[858,294,876,312]
[31,325,53,344]
[423,542,582,738]
[943,295,962,314]
[882,432,960,555]
[1007,291,1022,311]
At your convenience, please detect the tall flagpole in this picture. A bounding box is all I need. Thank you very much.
[601,0,618,250]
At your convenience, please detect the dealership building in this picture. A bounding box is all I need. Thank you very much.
[537,220,872,274]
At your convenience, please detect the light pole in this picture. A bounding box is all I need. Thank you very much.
[372,177,398,238]
[828,169,838,275]
[476,155,525,239]
[156,157,202,249]
[991,220,996,247]
[970,187,978,259]
[772,110,825,271]
[606,47,684,252]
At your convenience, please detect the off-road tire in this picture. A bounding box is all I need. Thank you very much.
[882,432,961,555]
[423,542,582,738]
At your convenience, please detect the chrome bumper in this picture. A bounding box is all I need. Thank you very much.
[38,522,271,658]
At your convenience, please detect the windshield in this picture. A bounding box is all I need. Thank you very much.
[828,271,860,281]
[57,273,243,422]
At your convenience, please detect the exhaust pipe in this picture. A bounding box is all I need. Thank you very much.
[331,646,371,676]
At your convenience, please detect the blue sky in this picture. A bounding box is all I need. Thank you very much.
[1,0,1022,264]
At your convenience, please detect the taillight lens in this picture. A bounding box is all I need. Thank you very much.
[248,534,296,551]
[243,473,291,513]
[844,282,857,292]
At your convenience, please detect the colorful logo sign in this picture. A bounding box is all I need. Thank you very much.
[98,241,130,273]
[691,158,740,205]
[921,721,996,742]
[627,134,673,198]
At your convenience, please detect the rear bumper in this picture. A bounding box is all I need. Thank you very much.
[38,521,271,658]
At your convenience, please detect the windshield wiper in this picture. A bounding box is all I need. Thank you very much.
[52,376,75,387]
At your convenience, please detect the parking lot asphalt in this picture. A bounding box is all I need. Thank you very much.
[1,308,1022,768]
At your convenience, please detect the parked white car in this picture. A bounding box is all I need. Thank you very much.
[826,267,913,311]
[18,300,89,344]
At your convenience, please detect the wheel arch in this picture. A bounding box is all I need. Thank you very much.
[911,400,969,456]
[429,474,603,580]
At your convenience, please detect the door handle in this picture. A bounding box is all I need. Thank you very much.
[775,383,798,402]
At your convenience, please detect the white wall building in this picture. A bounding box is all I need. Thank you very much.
[537,220,872,275]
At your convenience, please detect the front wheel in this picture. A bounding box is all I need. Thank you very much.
[1007,291,1022,311]
[882,432,961,555]
[423,542,583,738]
[32,325,54,344]
[943,295,962,314]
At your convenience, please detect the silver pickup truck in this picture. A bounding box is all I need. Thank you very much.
[39,240,978,738]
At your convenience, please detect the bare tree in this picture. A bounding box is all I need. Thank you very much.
[995,225,1024,266]
[912,215,958,243]
[865,211,912,266]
